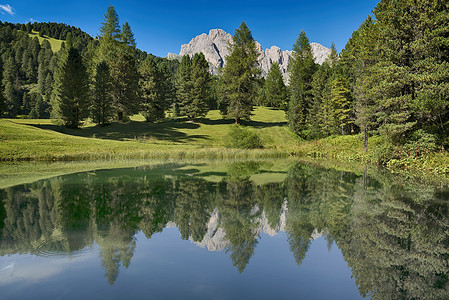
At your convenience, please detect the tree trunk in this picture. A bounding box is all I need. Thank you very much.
[364,127,368,152]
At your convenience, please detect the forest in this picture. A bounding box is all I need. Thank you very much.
[0,0,448,166]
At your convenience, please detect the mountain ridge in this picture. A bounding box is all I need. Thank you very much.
[167,29,331,80]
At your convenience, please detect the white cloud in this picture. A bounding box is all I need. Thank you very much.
[0,4,15,16]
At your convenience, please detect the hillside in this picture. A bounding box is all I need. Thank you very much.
[28,30,63,52]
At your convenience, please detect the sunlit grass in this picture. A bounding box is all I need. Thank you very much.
[0,108,298,161]
[28,31,63,52]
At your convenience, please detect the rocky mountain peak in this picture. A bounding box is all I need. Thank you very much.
[169,29,331,81]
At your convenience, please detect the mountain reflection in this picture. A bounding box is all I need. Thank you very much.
[0,162,448,298]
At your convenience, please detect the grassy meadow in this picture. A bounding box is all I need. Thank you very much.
[0,107,299,161]
[28,30,63,52]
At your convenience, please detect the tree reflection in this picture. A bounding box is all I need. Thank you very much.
[0,161,448,297]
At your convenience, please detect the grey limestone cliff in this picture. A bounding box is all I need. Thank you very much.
[167,29,331,81]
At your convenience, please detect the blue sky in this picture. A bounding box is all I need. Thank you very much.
[0,0,379,57]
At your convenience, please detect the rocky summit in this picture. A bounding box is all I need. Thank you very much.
[167,29,331,81]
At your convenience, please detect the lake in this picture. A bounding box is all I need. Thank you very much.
[0,160,448,299]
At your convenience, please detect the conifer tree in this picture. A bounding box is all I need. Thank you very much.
[220,22,260,123]
[330,74,351,135]
[188,52,211,120]
[120,22,136,48]
[92,61,113,125]
[175,55,193,117]
[53,47,89,128]
[309,62,331,138]
[139,57,165,122]
[97,5,140,121]
[287,30,317,136]
[341,17,379,151]
[0,61,5,116]
[264,62,287,109]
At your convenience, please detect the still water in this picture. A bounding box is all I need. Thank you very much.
[0,161,448,299]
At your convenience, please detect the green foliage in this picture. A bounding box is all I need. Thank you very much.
[189,52,211,119]
[52,47,90,128]
[139,57,165,122]
[287,30,317,136]
[264,62,287,109]
[226,125,263,149]
[91,61,113,125]
[220,22,260,123]
[175,55,193,117]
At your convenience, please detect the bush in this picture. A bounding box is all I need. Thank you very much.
[226,125,263,149]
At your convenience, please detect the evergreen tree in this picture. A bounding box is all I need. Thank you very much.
[354,0,449,148]
[53,47,90,128]
[109,46,140,121]
[92,61,113,125]
[97,6,140,121]
[330,74,351,135]
[139,57,165,122]
[264,62,287,109]
[309,62,331,138]
[99,5,121,41]
[341,17,379,151]
[287,30,317,137]
[120,22,136,48]
[220,22,260,124]
[175,55,193,117]
[188,52,211,120]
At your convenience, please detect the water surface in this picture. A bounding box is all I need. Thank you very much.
[0,161,448,299]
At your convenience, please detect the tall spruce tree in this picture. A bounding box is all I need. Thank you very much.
[188,52,211,120]
[309,62,331,138]
[341,17,379,151]
[97,5,140,121]
[175,55,193,117]
[0,61,5,116]
[139,57,165,122]
[264,62,287,109]
[220,22,260,123]
[53,47,89,128]
[92,61,113,126]
[287,30,317,136]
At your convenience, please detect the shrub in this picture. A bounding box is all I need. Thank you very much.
[226,125,263,149]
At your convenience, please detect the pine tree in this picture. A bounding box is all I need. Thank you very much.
[264,62,287,109]
[120,22,136,48]
[189,52,211,120]
[287,30,317,136]
[370,0,449,146]
[99,5,121,41]
[220,22,260,123]
[97,5,140,121]
[0,61,5,116]
[53,47,90,128]
[175,55,193,118]
[341,16,379,151]
[330,74,351,135]
[91,61,113,125]
[2,57,20,117]
[109,46,140,121]
[309,62,331,138]
[139,57,165,122]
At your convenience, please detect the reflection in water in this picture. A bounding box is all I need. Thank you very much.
[0,162,448,298]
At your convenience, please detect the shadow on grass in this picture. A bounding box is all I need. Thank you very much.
[30,119,210,144]
[200,117,286,128]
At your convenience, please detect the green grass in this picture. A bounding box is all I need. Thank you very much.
[28,31,63,52]
[0,157,297,189]
[296,134,449,181]
[0,107,298,161]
